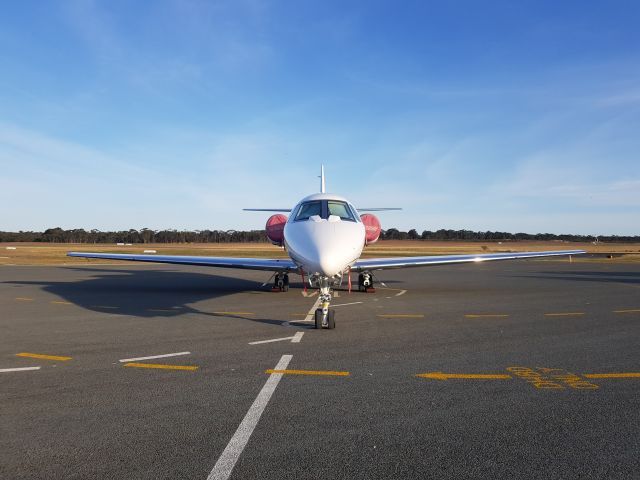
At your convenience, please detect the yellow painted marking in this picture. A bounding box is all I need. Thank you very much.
[377,314,424,318]
[265,369,350,376]
[583,373,640,379]
[123,362,198,371]
[15,297,34,301]
[51,301,72,305]
[465,314,509,318]
[416,372,512,380]
[93,305,119,309]
[613,309,640,314]
[289,313,308,316]
[16,352,72,361]
[148,309,174,312]
[212,311,255,315]
[544,312,585,317]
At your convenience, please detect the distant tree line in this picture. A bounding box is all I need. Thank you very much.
[0,227,638,243]
[0,228,268,243]
[380,228,640,243]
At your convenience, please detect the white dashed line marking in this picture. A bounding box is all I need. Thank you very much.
[118,352,191,363]
[0,366,41,373]
[249,335,301,345]
[332,301,363,307]
[207,354,292,480]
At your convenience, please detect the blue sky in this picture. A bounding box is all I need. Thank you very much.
[1,0,639,235]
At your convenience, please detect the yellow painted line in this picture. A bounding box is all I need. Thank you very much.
[583,373,640,379]
[148,309,174,312]
[212,311,255,315]
[16,352,72,361]
[289,313,308,316]
[465,314,509,318]
[377,314,424,318]
[416,372,512,380]
[93,305,119,309]
[123,362,198,371]
[15,297,34,301]
[265,369,350,376]
[613,309,640,314]
[51,301,72,305]
[544,312,585,317]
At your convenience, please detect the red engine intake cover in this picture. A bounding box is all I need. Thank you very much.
[265,214,287,246]
[361,213,381,244]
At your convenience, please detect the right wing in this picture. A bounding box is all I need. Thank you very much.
[67,252,298,272]
[352,249,586,271]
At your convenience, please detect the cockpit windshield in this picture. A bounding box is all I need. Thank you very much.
[328,201,355,221]
[293,200,357,222]
[295,201,322,221]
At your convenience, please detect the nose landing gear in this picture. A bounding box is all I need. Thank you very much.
[314,276,336,329]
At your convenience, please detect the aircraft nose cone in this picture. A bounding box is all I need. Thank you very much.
[284,217,365,277]
[317,251,344,277]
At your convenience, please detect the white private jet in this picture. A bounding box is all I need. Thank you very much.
[68,166,586,329]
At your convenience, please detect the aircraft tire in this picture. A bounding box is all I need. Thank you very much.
[327,309,335,329]
[314,309,323,329]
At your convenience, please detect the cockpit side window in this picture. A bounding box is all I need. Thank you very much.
[328,201,356,222]
[295,201,322,221]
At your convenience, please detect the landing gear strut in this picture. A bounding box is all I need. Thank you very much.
[314,276,335,329]
[358,271,375,293]
[272,272,289,292]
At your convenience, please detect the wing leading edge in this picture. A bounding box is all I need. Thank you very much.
[67,252,298,272]
[351,249,586,271]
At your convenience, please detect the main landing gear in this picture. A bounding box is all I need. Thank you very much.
[272,272,289,292]
[358,271,376,293]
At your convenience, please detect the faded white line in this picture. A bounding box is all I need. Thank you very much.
[207,354,292,480]
[291,332,304,343]
[118,351,191,363]
[395,289,407,297]
[332,301,363,307]
[0,366,41,373]
[249,336,295,345]
[303,295,323,322]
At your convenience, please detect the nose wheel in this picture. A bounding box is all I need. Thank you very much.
[314,276,335,329]
[315,308,335,329]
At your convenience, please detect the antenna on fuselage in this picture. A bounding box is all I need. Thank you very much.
[320,164,326,193]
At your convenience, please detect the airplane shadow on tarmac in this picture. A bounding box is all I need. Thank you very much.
[514,270,640,285]
[5,267,308,327]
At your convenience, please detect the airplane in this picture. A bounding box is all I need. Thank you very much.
[68,166,586,330]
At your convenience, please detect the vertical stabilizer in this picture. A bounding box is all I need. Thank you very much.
[320,164,326,193]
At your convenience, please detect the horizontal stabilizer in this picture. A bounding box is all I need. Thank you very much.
[356,208,402,212]
[243,208,291,212]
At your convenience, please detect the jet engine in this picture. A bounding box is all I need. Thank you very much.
[361,213,381,244]
[265,214,287,246]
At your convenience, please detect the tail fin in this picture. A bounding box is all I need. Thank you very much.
[320,164,326,193]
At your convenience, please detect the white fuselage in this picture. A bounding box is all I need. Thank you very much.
[283,193,365,277]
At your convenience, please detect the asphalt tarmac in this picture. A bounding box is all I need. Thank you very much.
[1,260,639,479]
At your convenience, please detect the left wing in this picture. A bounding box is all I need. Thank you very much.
[67,252,298,272]
[351,250,585,271]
